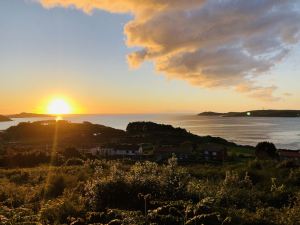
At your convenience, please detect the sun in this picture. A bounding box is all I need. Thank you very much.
[47,98,72,115]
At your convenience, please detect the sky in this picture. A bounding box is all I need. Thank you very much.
[0,0,300,114]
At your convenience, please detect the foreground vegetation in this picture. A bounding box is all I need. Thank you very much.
[0,121,299,224]
[0,156,300,225]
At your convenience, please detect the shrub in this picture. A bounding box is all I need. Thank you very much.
[43,175,66,199]
[227,207,279,225]
[286,169,300,186]
[85,156,190,211]
[185,213,221,225]
[255,142,278,159]
[263,178,291,208]
[148,214,181,225]
[248,160,262,170]
[9,171,30,184]
[108,219,123,225]
[280,192,300,225]
[38,197,83,224]
[86,212,106,223]
[276,160,298,169]
[65,158,84,166]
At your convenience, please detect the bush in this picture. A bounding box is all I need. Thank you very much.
[248,160,262,170]
[148,213,181,225]
[86,212,106,223]
[255,142,278,159]
[276,160,298,169]
[286,169,300,186]
[186,213,221,225]
[65,158,84,166]
[85,156,190,211]
[9,171,30,184]
[43,175,66,199]
[228,207,278,225]
[39,196,83,224]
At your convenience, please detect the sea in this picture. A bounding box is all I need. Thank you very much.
[1,114,300,150]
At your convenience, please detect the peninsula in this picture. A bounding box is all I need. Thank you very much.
[197,111,224,116]
[198,110,300,117]
[8,112,53,118]
[0,115,12,122]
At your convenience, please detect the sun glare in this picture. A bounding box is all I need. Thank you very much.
[47,98,72,115]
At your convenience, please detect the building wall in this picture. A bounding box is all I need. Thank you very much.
[88,146,143,156]
[203,150,227,161]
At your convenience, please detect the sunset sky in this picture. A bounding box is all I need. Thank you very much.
[1,0,300,114]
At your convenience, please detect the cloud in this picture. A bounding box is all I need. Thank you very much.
[38,0,204,15]
[37,0,300,101]
[236,82,280,102]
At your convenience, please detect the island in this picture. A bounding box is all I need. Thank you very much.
[198,111,224,116]
[8,112,53,118]
[0,115,12,122]
[198,110,300,117]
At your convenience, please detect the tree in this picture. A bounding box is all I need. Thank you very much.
[255,142,278,159]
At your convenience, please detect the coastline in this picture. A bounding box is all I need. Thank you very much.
[1,116,300,150]
[198,110,300,118]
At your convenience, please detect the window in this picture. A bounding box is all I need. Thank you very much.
[204,151,209,154]
[212,152,217,156]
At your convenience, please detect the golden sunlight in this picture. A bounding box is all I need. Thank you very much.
[47,98,72,115]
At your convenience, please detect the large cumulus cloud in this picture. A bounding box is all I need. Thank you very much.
[38,0,300,101]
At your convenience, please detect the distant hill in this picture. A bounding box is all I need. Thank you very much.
[2,120,126,144]
[1,120,236,147]
[198,112,224,116]
[126,121,235,146]
[0,115,12,122]
[198,110,300,117]
[8,112,53,118]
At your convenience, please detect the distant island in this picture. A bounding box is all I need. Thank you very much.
[0,115,12,122]
[198,110,300,117]
[198,111,225,116]
[8,112,53,118]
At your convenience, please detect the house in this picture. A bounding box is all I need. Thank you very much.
[87,144,143,157]
[86,147,100,155]
[154,143,193,162]
[198,143,227,162]
[278,149,300,161]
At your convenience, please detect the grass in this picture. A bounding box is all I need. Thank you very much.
[0,157,300,225]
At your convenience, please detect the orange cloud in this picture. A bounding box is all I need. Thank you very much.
[236,82,280,102]
[39,0,204,16]
[37,0,300,101]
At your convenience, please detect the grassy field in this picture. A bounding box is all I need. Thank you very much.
[0,156,300,225]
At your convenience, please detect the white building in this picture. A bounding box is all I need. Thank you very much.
[87,144,143,156]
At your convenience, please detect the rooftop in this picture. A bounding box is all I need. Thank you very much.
[278,149,300,158]
[102,144,140,151]
[199,143,227,152]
